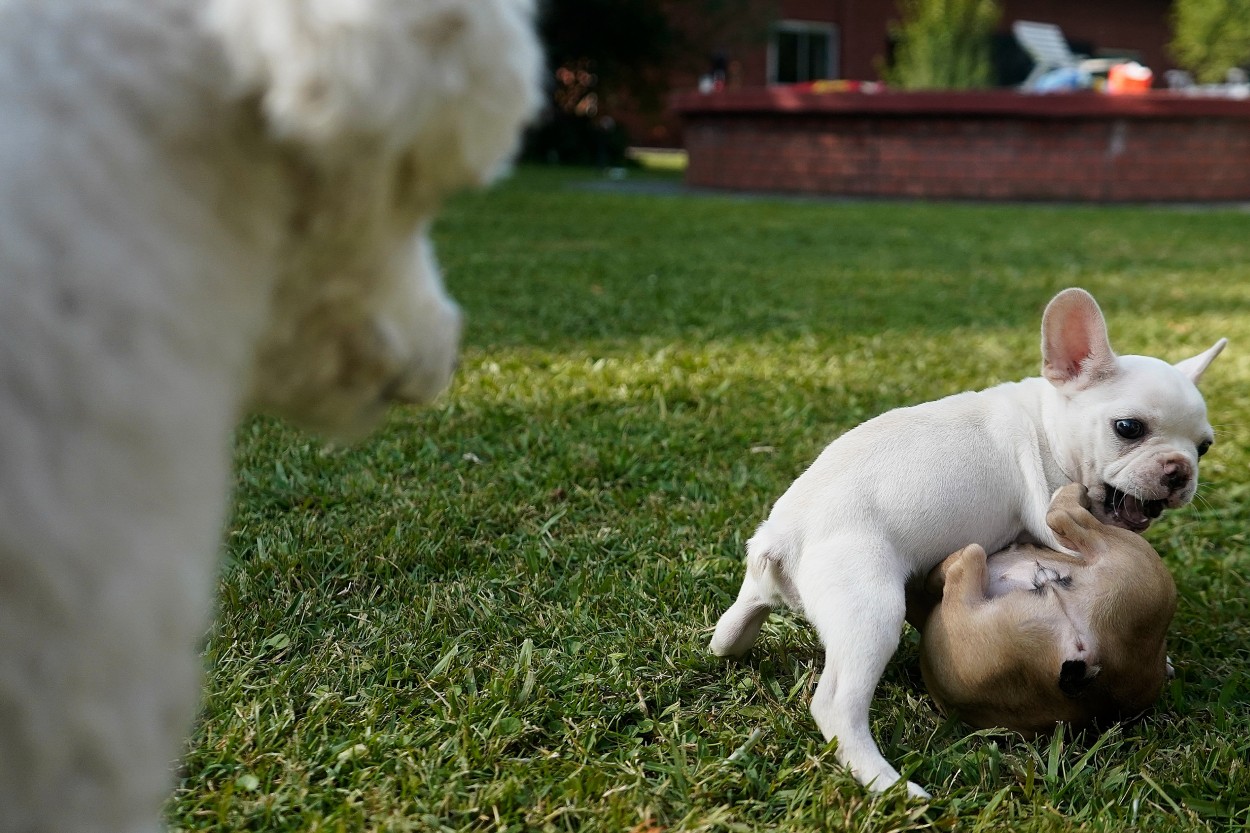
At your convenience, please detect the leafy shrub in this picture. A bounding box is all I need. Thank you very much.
[1170,0,1250,83]
[885,0,1001,90]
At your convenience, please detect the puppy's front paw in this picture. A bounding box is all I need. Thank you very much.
[1050,482,1091,510]
[1045,501,1103,556]
[858,762,931,800]
[904,780,932,800]
[871,775,931,800]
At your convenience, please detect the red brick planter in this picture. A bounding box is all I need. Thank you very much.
[672,88,1250,201]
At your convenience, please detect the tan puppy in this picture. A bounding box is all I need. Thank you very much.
[907,484,1176,735]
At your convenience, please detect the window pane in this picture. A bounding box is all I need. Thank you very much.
[776,31,799,83]
[774,26,836,84]
[807,33,829,80]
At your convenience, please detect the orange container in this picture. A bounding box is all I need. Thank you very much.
[1107,62,1153,94]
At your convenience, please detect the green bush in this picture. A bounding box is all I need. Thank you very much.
[1170,0,1250,83]
[885,0,1000,90]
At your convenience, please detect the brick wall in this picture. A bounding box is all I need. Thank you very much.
[674,89,1250,202]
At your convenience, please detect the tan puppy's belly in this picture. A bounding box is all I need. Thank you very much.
[909,484,1177,736]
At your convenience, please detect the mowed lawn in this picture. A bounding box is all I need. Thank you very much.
[170,167,1250,832]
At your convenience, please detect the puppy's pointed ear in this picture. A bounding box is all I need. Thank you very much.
[1174,338,1227,384]
[1041,288,1118,389]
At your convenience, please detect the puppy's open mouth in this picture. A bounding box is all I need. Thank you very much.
[1103,486,1165,533]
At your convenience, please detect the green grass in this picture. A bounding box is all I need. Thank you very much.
[170,166,1250,831]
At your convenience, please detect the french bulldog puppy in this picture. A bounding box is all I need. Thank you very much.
[906,483,1176,736]
[710,288,1224,797]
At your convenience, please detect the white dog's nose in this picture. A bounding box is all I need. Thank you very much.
[1161,459,1191,493]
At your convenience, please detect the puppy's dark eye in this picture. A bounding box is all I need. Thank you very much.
[1113,418,1146,440]
[1197,440,1212,457]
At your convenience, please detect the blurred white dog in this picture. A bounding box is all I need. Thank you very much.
[0,1,540,830]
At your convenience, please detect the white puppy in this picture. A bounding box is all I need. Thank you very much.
[710,288,1225,797]
[0,1,540,831]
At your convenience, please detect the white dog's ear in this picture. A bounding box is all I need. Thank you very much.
[206,0,541,179]
[1041,288,1118,389]
[1174,338,1228,384]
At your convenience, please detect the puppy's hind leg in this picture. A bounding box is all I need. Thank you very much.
[709,571,773,657]
[799,540,930,798]
[709,536,786,657]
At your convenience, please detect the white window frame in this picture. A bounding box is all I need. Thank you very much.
[768,20,838,85]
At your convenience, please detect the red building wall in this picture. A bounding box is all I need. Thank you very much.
[828,1,899,82]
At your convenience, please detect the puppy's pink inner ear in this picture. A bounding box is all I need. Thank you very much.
[1043,337,1091,384]
[1042,290,1116,388]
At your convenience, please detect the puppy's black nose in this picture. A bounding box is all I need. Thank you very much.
[1162,461,1190,493]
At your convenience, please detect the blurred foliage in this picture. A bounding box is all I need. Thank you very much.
[1170,0,1250,83]
[884,0,1001,90]
[524,0,774,164]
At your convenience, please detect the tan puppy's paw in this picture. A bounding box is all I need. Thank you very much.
[925,543,986,596]
[1045,483,1106,554]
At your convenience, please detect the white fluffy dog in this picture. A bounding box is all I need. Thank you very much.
[0,1,541,830]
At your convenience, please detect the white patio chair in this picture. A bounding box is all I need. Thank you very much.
[1012,20,1127,90]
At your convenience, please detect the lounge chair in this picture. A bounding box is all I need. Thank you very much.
[1012,21,1128,90]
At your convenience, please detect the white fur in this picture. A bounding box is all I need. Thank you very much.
[710,288,1225,797]
[0,1,541,830]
